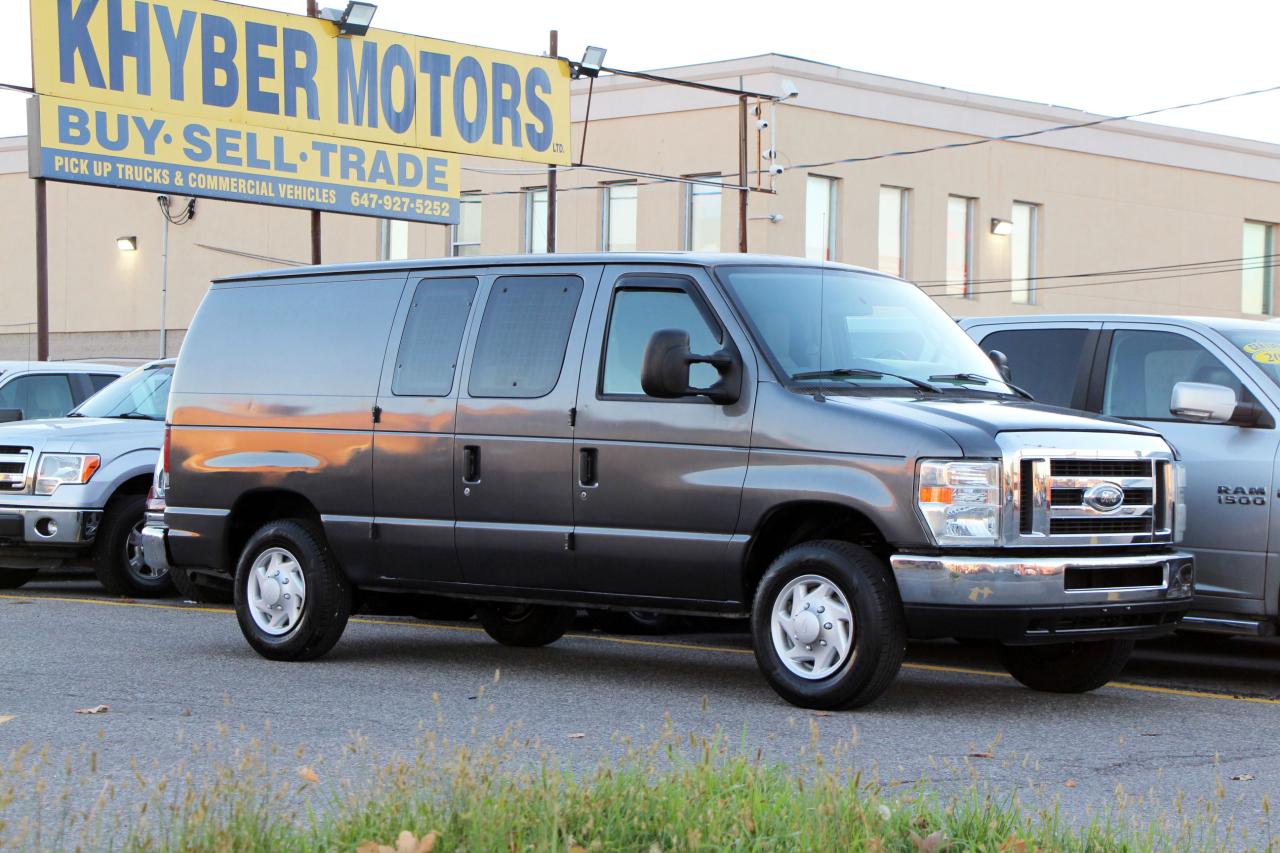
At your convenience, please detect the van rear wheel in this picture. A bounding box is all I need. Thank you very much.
[233,520,351,661]
[477,603,574,647]
[1001,639,1133,693]
[0,568,37,590]
[751,540,906,711]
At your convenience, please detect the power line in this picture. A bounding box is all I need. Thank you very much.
[925,259,1280,300]
[914,252,1280,289]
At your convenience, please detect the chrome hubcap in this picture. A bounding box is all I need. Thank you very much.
[770,573,855,680]
[247,547,306,636]
[125,519,166,580]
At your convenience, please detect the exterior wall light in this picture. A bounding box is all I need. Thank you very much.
[117,236,138,252]
[572,46,607,79]
[990,218,1013,236]
[318,2,377,36]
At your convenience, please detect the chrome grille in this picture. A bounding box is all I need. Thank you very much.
[1000,432,1178,548]
[0,446,31,493]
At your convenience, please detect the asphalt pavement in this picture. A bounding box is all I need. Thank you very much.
[2,577,1279,847]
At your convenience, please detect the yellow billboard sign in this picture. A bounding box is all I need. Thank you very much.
[31,0,572,166]
[30,95,461,222]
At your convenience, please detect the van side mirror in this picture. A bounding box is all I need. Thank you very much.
[640,329,743,405]
[1170,381,1243,425]
[987,349,1013,382]
[0,409,24,424]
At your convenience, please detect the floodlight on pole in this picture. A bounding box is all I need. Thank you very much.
[317,2,377,36]
[571,46,607,79]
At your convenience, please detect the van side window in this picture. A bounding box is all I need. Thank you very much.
[980,329,1091,408]
[392,277,479,396]
[1104,330,1244,420]
[468,276,584,398]
[602,286,721,396]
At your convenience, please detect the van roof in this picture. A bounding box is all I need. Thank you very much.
[215,252,880,284]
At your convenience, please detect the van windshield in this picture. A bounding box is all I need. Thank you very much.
[718,266,1017,395]
[72,365,173,421]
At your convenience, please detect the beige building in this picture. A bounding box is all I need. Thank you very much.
[2,53,1279,361]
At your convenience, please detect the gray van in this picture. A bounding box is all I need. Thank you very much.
[143,255,1193,709]
[961,314,1280,638]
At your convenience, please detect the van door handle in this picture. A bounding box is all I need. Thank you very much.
[463,445,481,483]
[579,448,598,487]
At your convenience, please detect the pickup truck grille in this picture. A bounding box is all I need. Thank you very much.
[0,446,32,493]
[1013,455,1174,545]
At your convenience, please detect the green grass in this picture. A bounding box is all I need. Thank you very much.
[1,719,1272,852]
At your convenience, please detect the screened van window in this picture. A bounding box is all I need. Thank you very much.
[0,374,74,420]
[981,329,1090,408]
[603,287,721,396]
[468,276,584,398]
[1104,330,1242,420]
[392,277,478,396]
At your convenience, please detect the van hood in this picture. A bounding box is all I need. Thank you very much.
[0,417,163,453]
[824,394,1156,456]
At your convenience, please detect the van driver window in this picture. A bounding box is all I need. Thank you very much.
[602,287,721,396]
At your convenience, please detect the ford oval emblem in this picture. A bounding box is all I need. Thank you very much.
[1084,482,1125,512]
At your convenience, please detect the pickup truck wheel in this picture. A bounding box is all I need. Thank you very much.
[1001,639,1134,693]
[233,520,351,661]
[93,493,174,597]
[477,603,573,647]
[751,541,906,711]
[0,568,37,589]
[170,566,234,604]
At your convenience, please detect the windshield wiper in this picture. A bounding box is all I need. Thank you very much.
[928,372,1035,401]
[111,413,162,421]
[793,368,941,393]
[64,412,84,418]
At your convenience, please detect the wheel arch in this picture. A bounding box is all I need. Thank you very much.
[224,489,323,572]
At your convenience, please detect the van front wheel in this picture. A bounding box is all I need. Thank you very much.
[477,603,574,647]
[233,520,351,661]
[751,541,906,711]
[1001,639,1133,693]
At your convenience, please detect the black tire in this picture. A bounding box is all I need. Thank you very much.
[170,565,234,604]
[751,540,906,711]
[233,519,351,661]
[588,609,673,635]
[1001,638,1134,693]
[93,493,174,597]
[477,602,574,647]
[0,568,37,590]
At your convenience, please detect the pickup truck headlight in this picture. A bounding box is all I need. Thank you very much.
[34,454,101,496]
[916,460,1001,546]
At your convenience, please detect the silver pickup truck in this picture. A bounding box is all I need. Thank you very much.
[962,314,1280,638]
[145,254,1193,710]
[0,360,173,596]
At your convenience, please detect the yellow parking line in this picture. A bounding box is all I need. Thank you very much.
[5,592,1279,707]
[0,715,13,725]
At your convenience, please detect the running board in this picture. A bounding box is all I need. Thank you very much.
[1180,615,1275,637]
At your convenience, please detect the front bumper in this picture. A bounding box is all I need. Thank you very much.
[139,513,171,575]
[0,507,101,546]
[891,551,1194,643]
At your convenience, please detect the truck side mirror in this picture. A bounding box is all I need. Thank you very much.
[1170,381,1240,424]
[987,349,1013,382]
[641,329,743,405]
[0,409,24,424]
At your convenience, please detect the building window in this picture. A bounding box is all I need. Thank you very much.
[451,194,482,257]
[945,195,975,297]
[805,175,837,261]
[603,182,638,252]
[525,188,548,253]
[685,175,722,252]
[378,219,409,261]
[1010,202,1039,305]
[877,186,908,277]
[1243,220,1276,315]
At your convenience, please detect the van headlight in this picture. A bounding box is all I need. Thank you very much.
[916,460,1002,546]
[35,454,101,496]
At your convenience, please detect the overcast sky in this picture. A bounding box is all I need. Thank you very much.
[4,0,1280,145]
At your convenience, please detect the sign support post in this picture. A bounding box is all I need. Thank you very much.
[306,0,322,264]
[34,178,48,360]
[547,30,558,253]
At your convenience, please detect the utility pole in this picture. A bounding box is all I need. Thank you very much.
[34,179,48,360]
[306,0,322,264]
[738,95,748,253]
[546,30,558,253]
